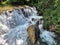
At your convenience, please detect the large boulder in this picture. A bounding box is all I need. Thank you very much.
[27,25,36,45]
[27,25,40,45]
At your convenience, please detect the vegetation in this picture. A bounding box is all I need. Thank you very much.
[0,0,60,32]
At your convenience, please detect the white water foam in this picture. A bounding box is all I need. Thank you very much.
[0,7,57,45]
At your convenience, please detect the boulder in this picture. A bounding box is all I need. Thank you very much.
[27,25,40,45]
[27,25,36,45]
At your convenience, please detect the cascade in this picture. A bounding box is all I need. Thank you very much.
[0,6,57,45]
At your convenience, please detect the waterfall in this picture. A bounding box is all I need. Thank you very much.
[0,6,57,45]
[38,22,57,45]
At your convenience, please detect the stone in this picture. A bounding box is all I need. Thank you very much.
[27,25,36,45]
[27,25,40,45]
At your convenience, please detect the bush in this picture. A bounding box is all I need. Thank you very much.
[5,0,38,5]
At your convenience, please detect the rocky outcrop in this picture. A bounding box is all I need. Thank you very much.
[27,24,40,45]
[27,25,36,45]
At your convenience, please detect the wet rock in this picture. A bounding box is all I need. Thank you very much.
[27,24,40,45]
[27,25,36,45]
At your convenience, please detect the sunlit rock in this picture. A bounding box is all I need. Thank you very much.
[27,25,36,45]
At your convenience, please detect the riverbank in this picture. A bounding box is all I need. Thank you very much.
[0,5,30,11]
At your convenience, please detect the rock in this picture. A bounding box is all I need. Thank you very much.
[27,25,36,45]
[27,25,40,45]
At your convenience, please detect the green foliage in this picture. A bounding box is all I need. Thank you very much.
[36,0,60,31]
[0,0,38,5]
[29,0,60,31]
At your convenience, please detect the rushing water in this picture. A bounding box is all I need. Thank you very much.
[0,6,57,45]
